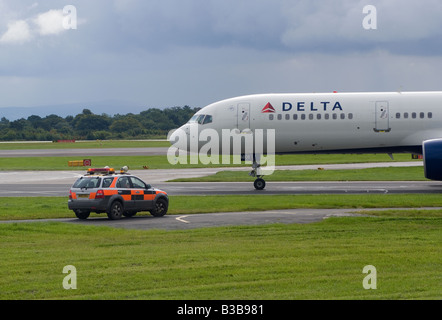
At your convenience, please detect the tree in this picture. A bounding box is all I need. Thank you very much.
[73,113,111,137]
[41,114,66,131]
[27,115,43,129]
[0,105,199,141]
[139,108,174,130]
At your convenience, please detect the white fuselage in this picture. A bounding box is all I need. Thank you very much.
[171,91,442,155]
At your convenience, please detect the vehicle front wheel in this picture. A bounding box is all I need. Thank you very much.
[150,198,168,217]
[107,201,123,220]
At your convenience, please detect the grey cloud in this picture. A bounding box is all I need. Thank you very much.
[1,0,442,110]
[2,0,442,55]
[103,0,442,56]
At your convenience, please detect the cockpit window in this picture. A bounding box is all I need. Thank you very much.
[188,114,213,125]
[202,115,212,124]
[188,115,199,123]
[197,114,205,124]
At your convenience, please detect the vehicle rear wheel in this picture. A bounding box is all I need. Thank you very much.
[107,201,123,220]
[74,209,90,220]
[150,198,168,217]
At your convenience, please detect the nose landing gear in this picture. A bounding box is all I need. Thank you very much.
[249,158,266,190]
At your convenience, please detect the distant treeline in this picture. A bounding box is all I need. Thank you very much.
[0,106,200,141]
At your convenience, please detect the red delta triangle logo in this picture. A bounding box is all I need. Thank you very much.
[261,102,275,113]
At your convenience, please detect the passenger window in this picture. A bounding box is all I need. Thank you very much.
[340,113,345,119]
[102,178,114,188]
[412,112,417,119]
[87,179,100,188]
[324,114,330,120]
[333,114,337,120]
[348,113,353,120]
[269,114,274,120]
[301,114,306,120]
[130,177,147,189]
[428,112,433,119]
[404,112,409,119]
[317,114,321,120]
[420,112,424,119]
[293,114,298,120]
[285,114,290,120]
[116,177,131,188]
[309,114,314,120]
[396,113,400,119]
[277,114,282,120]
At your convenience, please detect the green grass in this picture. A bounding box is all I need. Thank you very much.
[359,209,442,217]
[0,144,437,300]
[0,153,421,170]
[2,194,442,221]
[171,166,426,182]
[0,155,251,170]
[0,195,440,299]
[0,215,440,299]
[0,155,171,170]
[0,140,170,149]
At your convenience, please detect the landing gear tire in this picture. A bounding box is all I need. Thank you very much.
[254,178,266,190]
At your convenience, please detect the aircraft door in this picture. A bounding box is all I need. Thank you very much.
[237,103,250,131]
[374,101,391,132]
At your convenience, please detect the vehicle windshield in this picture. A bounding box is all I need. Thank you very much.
[187,114,212,125]
[73,177,102,189]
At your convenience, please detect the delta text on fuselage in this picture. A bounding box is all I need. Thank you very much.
[281,101,343,112]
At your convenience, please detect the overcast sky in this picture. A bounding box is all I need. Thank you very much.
[1,0,442,113]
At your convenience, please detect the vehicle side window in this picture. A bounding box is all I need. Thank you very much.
[102,177,114,188]
[116,176,131,188]
[130,177,147,189]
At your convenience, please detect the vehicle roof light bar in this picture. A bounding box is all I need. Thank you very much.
[87,167,115,175]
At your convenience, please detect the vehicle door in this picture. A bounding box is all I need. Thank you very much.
[129,176,154,210]
[115,176,134,209]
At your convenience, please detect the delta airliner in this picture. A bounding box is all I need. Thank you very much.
[169,91,442,189]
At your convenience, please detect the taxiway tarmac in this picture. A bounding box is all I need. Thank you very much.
[0,161,439,230]
[3,207,440,230]
[0,209,368,230]
[0,180,440,197]
[0,162,438,197]
[54,209,366,230]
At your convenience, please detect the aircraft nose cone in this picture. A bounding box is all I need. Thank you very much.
[168,125,190,151]
[167,128,178,143]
